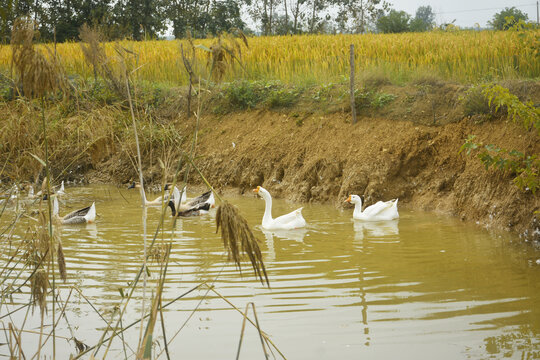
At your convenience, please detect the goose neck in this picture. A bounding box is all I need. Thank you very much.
[353,200,363,217]
[261,192,273,224]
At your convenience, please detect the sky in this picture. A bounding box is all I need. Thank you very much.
[393,0,538,28]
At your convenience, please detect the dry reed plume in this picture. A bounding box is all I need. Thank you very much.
[208,30,248,82]
[79,24,125,96]
[216,201,269,286]
[11,17,62,98]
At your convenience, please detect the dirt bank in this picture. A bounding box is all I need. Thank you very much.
[185,111,539,240]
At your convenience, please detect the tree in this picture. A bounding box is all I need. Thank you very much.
[0,0,44,43]
[335,0,390,34]
[206,0,245,35]
[488,7,528,30]
[114,0,167,40]
[247,0,280,35]
[376,9,410,33]
[409,5,434,32]
[288,0,307,33]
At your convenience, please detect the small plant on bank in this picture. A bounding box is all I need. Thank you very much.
[266,87,301,108]
[222,80,266,109]
[460,135,539,194]
[354,88,396,110]
[482,84,540,134]
[459,85,539,194]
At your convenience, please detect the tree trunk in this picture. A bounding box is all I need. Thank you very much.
[284,0,289,34]
[309,0,317,33]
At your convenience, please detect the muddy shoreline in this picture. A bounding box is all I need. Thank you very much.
[2,81,539,241]
[86,108,539,242]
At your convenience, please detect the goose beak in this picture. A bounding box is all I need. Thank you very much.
[345,195,351,203]
[253,186,260,193]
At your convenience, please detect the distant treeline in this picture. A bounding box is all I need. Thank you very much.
[0,0,532,43]
[0,0,435,43]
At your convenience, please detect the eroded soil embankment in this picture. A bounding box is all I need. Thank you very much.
[172,111,539,240]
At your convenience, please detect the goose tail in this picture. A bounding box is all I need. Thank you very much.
[85,202,96,223]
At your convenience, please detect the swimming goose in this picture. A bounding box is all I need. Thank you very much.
[56,181,65,195]
[167,199,211,217]
[345,195,398,221]
[166,187,215,217]
[253,186,306,230]
[35,180,65,199]
[53,196,96,224]
[128,182,183,207]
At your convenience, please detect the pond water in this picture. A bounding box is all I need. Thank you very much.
[1,185,540,359]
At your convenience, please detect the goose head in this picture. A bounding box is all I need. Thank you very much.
[127,181,141,189]
[345,194,362,206]
[253,186,270,200]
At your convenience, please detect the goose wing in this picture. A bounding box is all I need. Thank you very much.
[362,201,390,217]
[61,202,95,224]
[187,191,212,207]
[176,202,211,217]
[363,199,398,219]
[375,199,398,219]
[271,208,306,229]
[63,205,92,221]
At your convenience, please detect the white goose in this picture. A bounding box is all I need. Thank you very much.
[168,187,215,217]
[56,181,65,195]
[53,196,96,224]
[345,194,399,221]
[253,186,306,230]
[129,182,185,207]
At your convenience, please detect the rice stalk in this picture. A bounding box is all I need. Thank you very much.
[216,202,269,286]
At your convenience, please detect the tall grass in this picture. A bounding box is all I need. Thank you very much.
[1,30,538,85]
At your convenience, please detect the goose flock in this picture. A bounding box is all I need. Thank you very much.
[1,181,399,229]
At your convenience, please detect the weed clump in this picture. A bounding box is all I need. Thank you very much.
[462,86,494,118]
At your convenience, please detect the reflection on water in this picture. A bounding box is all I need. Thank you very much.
[0,185,539,359]
[353,219,399,241]
[262,228,309,262]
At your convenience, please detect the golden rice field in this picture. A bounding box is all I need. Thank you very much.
[0,30,538,85]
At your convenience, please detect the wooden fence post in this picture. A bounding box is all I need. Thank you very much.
[350,44,357,124]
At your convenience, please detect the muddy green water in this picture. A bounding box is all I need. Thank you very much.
[1,185,540,359]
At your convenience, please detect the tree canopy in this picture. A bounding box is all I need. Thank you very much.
[0,0,533,43]
[376,9,411,33]
[488,7,529,30]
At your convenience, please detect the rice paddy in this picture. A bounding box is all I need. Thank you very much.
[1,30,538,86]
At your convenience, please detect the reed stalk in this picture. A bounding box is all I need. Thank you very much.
[72,284,203,359]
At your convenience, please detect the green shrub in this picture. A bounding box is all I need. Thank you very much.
[222,80,267,109]
[266,88,300,108]
[483,84,540,135]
